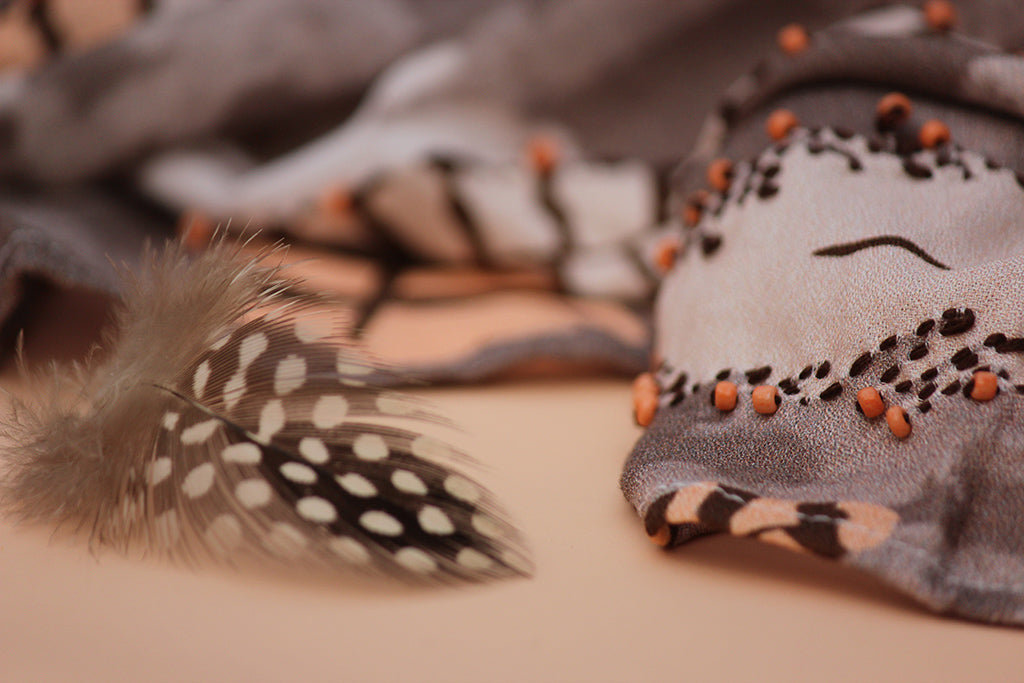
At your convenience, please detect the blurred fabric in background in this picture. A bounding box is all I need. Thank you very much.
[0,0,1021,380]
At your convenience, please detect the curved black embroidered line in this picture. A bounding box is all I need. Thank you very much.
[812,236,950,270]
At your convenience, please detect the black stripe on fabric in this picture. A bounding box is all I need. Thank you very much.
[698,485,756,530]
[429,156,491,267]
[537,167,573,261]
[788,502,848,558]
[812,235,950,270]
[644,493,675,536]
[652,162,675,225]
[349,188,420,267]
[349,267,400,339]
[29,1,62,53]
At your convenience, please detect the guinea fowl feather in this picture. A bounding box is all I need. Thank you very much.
[0,242,531,582]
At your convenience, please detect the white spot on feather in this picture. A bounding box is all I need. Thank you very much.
[147,457,172,485]
[154,510,180,546]
[273,354,307,395]
[411,435,454,460]
[192,360,211,399]
[312,395,348,429]
[456,547,493,571]
[221,442,262,464]
[444,474,481,504]
[336,356,372,376]
[162,412,180,430]
[298,437,330,464]
[255,399,286,444]
[236,479,273,509]
[119,495,139,526]
[471,514,503,539]
[329,537,370,564]
[223,370,247,409]
[280,461,317,484]
[294,317,332,343]
[296,496,338,523]
[501,549,532,575]
[182,463,215,498]
[360,510,403,536]
[204,514,243,556]
[353,433,388,461]
[336,473,377,498]
[418,506,455,535]
[391,470,427,495]
[262,522,307,558]
[238,332,268,369]
[395,547,437,573]
[376,393,416,415]
[181,419,221,445]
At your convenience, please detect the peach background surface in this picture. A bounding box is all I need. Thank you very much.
[2,378,1022,682]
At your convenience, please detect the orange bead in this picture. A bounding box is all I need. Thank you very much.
[876,92,913,129]
[649,525,671,547]
[885,406,912,439]
[714,381,738,412]
[632,372,660,427]
[177,210,215,253]
[918,119,951,149]
[970,371,999,401]
[766,109,799,141]
[707,158,733,192]
[527,135,560,174]
[777,23,810,55]
[683,190,708,227]
[857,387,886,419]
[654,237,681,274]
[318,185,353,217]
[751,385,780,415]
[923,0,957,31]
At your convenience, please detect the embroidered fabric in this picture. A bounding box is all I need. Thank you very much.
[622,6,1024,625]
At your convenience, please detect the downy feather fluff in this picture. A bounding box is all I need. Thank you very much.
[0,241,531,582]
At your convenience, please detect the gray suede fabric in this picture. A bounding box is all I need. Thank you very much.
[621,5,1024,625]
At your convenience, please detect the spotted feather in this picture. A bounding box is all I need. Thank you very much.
[0,241,530,582]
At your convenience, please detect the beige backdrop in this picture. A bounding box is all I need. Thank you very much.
[2,374,1022,682]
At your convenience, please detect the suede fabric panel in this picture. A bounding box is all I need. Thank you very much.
[622,6,1024,625]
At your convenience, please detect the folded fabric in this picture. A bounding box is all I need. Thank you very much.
[621,4,1024,625]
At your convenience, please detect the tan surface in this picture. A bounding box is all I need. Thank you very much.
[2,378,1022,682]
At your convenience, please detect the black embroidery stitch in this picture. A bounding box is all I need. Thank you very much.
[952,348,979,371]
[849,352,872,377]
[745,366,772,384]
[939,308,975,336]
[819,382,843,400]
[812,236,951,270]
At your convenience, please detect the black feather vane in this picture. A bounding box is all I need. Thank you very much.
[0,242,531,582]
